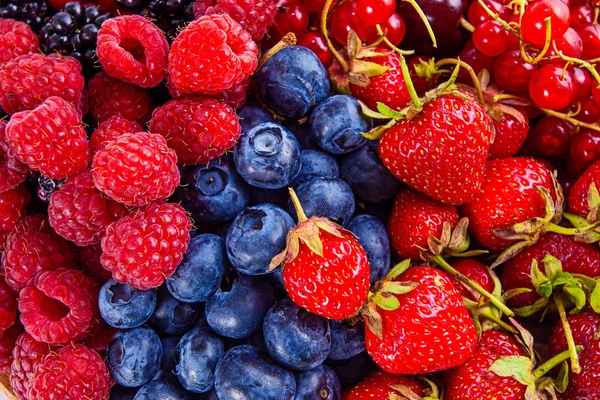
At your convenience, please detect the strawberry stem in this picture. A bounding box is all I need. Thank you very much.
[320,0,349,72]
[436,58,485,105]
[400,55,422,109]
[554,296,582,374]
[532,346,583,380]
[288,188,308,223]
[546,222,600,236]
[375,24,415,55]
[478,308,518,333]
[432,255,515,316]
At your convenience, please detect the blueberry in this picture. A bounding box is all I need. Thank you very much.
[107,326,163,388]
[339,143,401,203]
[205,271,276,339]
[202,390,219,399]
[233,122,302,189]
[292,150,339,186]
[133,379,191,400]
[284,119,318,150]
[153,334,183,381]
[215,345,296,400]
[99,279,157,329]
[256,46,330,118]
[263,298,331,370]
[110,385,138,400]
[294,365,341,400]
[147,286,200,336]
[309,95,371,154]
[226,204,295,275]
[249,187,289,209]
[176,156,249,224]
[325,352,378,388]
[289,178,355,227]
[175,327,225,393]
[166,234,228,302]
[237,101,274,132]
[327,321,365,361]
[346,215,391,283]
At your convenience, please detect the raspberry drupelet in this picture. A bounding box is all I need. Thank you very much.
[10,332,56,399]
[89,115,142,156]
[0,18,39,65]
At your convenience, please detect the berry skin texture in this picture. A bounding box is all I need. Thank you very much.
[0,324,21,373]
[0,278,16,335]
[461,158,556,251]
[443,330,526,400]
[0,121,28,193]
[10,332,57,400]
[0,18,39,65]
[169,14,258,95]
[528,66,575,110]
[48,170,128,246]
[5,96,90,180]
[379,91,492,205]
[488,110,530,159]
[387,187,460,260]
[568,159,600,216]
[29,343,112,400]
[88,72,153,126]
[149,99,241,165]
[344,371,426,399]
[101,202,191,290]
[97,15,168,88]
[2,214,77,291]
[89,115,142,156]
[0,183,30,249]
[92,132,180,207]
[0,53,85,115]
[448,259,495,301]
[19,268,100,345]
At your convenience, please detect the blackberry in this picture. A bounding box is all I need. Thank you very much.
[0,0,52,31]
[115,0,195,39]
[37,175,62,201]
[39,2,110,73]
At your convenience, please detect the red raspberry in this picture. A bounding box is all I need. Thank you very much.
[2,214,77,290]
[97,15,169,88]
[89,115,142,155]
[92,132,180,207]
[0,18,39,66]
[193,0,277,40]
[19,268,100,344]
[10,331,56,399]
[77,244,112,282]
[167,75,250,109]
[169,14,258,95]
[0,323,22,374]
[86,320,116,355]
[29,343,112,400]
[149,99,242,165]
[0,278,17,335]
[0,183,30,249]
[0,121,28,193]
[101,202,191,290]
[48,171,128,246]
[5,97,90,179]
[0,53,85,115]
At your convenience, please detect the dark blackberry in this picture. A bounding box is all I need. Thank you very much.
[115,0,195,39]
[39,2,110,73]
[37,175,62,202]
[0,0,53,31]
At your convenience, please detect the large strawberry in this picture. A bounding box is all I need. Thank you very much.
[364,262,478,374]
[343,371,435,400]
[270,189,370,320]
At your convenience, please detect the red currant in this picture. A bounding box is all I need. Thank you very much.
[568,128,600,176]
[578,23,600,60]
[364,12,406,45]
[570,4,594,29]
[570,66,592,101]
[577,96,600,122]
[467,0,510,26]
[356,0,397,26]
[330,0,369,44]
[472,19,510,56]
[297,31,334,67]
[529,65,575,110]
[493,50,539,93]
[274,4,310,37]
[548,27,583,59]
[526,117,572,157]
[592,82,600,107]
[521,0,571,47]
[457,40,495,84]
[305,0,339,14]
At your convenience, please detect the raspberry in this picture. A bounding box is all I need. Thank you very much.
[77,244,112,282]
[88,71,153,125]
[5,97,90,179]
[19,268,100,344]
[29,343,112,400]
[149,99,242,165]
[169,14,258,95]
[0,18,39,65]
[101,202,191,290]
[92,132,180,207]
[97,15,169,88]
[10,331,56,399]
[193,0,277,40]
[0,324,22,374]
[48,170,128,246]
[2,214,77,290]
[0,121,28,193]
[167,75,250,109]
[0,53,85,115]
[89,115,142,155]
[0,183,30,250]
[0,278,17,335]
[85,320,116,355]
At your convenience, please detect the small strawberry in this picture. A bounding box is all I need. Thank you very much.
[448,259,495,302]
[567,159,600,218]
[343,371,435,400]
[270,188,370,320]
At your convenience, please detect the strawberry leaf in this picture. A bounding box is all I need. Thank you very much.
[563,213,590,228]
[346,30,361,59]
[358,101,390,119]
[553,361,569,393]
[489,355,535,386]
[352,59,390,77]
[388,385,422,400]
[503,287,533,301]
[363,301,383,339]
[562,283,587,312]
[381,281,419,295]
[348,73,371,87]
[373,292,400,311]
[590,279,600,314]
[530,260,550,293]
[514,297,549,317]
[361,119,397,140]
[376,102,405,119]
[491,240,533,268]
[541,254,563,280]
[587,182,600,223]
[387,259,412,280]
[295,223,323,257]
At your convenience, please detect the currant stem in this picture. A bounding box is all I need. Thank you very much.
[436,58,486,105]
[551,42,600,87]
[530,18,552,64]
[478,307,518,333]
[400,55,422,109]
[288,188,308,223]
[476,0,518,33]
[539,107,600,132]
[458,16,475,33]
[532,346,583,380]
[257,33,296,70]
[432,255,515,316]
[320,0,349,72]
[554,296,582,374]
[375,25,415,55]
[402,0,438,47]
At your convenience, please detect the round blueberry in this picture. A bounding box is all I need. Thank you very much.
[289,177,355,227]
[233,122,302,189]
[256,46,330,118]
[175,327,224,393]
[133,379,191,400]
[107,326,162,388]
[325,352,378,388]
[176,156,249,224]
[153,334,183,381]
[226,204,295,275]
[147,287,200,336]
[249,186,289,209]
[294,365,341,400]
[263,298,331,370]
[99,279,157,329]
[166,234,228,302]
[109,385,138,400]
[346,215,391,283]
[215,345,296,400]
[284,119,318,150]
[237,101,274,132]
[309,95,371,154]
[327,320,366,361]
[292,149,339,186]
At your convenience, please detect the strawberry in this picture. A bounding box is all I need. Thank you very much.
[270,189,370,320]
[488,109,530,159]
[568,159,600,217]
[387,187,460,260]
[343,371,430,400]
[364,262,478,374]
[448,259,495,302]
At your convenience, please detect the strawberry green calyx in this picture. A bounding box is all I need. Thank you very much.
[563,183,600,243]
[389,377,441,400]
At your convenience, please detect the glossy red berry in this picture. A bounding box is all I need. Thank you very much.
[467,0,509,25]
[521,0,571,47]
[526,117,573,157]
[528,65,575,110]
[356,0,396,26]
[592,82,600,107]
[472,19,511,56]
[374,12,406,45]
[544,27,583,61]
[273,4,309,37]
[568,128,600,176]
[570,4,594,29]
[330,0,369,44]
[578,23,600,59]
[457,41,495,84]
[494,50,538,93]
[297,31,333,67]
[577,96,600,123]
[570,66,592,100]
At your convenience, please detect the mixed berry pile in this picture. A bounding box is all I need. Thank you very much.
[1,0,600,399]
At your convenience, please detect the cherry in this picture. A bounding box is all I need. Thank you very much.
[297,31,334,67]
[577,23,600,60]
[493,50,539,93]
[457,40,495,84]
[568,128,600,176]
[526,117,572,157]
[569,4,594,29]
[356,0,397,26]
[273,4,310,37]
[521,0,571,47]
[467,0,510,26]
[529,65,575,110]
[472,19,512,56]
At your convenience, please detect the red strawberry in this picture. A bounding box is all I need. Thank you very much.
[364,263,478,374]
[270,189,370,320]
[448,259,495,302]
[343,371,429,400]
[387,187,460,260]
[568,159,600,217]
[488,109,530,159]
